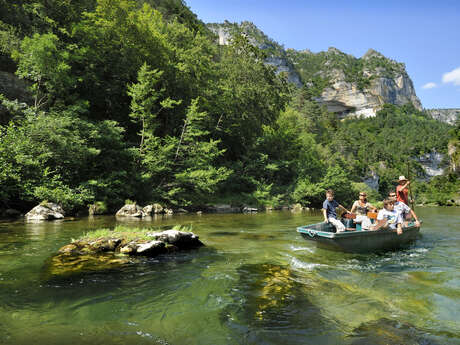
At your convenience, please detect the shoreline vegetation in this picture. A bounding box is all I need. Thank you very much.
[0,1,459,217]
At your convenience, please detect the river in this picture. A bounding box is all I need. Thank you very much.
[0,207,459,344]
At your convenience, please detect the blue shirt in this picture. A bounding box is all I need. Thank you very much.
[323,199,339,219]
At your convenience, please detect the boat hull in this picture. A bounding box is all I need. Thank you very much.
[297,223,420,253]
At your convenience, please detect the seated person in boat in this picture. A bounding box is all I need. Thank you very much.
[388,191,421,227]
[372,198,403,235]
[350,191,377,230]
[322,189,351,233]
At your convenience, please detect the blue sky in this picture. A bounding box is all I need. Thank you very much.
[186,0,460,109]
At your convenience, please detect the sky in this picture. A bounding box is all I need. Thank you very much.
[186,0,460,109]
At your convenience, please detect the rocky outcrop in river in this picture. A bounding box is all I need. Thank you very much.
[25,202,65,221]
[58,230,203,257]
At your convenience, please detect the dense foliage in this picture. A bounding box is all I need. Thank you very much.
[0,0,457,213]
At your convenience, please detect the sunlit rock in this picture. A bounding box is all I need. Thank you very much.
[115,204,145,217]
[25,202,65,221]
[147,230,203,248]
[143,203,164,215]
[136,240,165,255]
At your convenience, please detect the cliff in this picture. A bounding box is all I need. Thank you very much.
[208,21,301,86]
[426,109,459,125]
[209,22,423,118]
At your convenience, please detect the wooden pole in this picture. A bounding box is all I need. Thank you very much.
[407,162,415,210]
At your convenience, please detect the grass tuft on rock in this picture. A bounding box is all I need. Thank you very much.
[76,224,193,242]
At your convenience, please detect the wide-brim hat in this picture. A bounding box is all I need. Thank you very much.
[397,175,408,182]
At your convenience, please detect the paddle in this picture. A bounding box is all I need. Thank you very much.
[407,162,415,211]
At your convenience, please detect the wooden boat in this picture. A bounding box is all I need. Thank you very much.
[297,220,420,253]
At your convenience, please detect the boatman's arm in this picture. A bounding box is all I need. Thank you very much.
[410,209,421,227]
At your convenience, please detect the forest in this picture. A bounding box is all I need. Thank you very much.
[0,0,459,214]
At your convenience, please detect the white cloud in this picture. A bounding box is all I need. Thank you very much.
[442,67,460,86]
[422,82,437,89]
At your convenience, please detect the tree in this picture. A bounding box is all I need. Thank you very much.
[12,33,73,111]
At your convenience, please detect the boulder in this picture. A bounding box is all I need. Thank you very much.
[116,204,145,217]
[164,208,174,215]
[136,241,165,256]
[148,230,203,248]
[25,202,65,221]
[143,203,164,215]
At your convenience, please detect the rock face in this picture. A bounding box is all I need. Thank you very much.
[426,108,460,125]
[25,202,65,221]
[208,23,423,118]
[208,21,302,86]
[417,151,446,178]
[316,49,422,118]
[448,142,460,173]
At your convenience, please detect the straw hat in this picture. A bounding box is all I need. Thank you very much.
[397,175,408,182]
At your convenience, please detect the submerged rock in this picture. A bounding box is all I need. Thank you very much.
[349,318,443,345]
[25,202,65,221]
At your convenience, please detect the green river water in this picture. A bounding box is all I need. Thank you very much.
[0,207,459,345]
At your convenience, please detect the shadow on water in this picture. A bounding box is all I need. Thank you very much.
[220,263,341,345]
[348,318,452,345]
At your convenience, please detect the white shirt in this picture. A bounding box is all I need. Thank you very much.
[377,208,403,229]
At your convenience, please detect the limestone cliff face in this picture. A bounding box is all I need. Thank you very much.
[207,22,302,86]
[208,22,423,118]
[318,68,422,118]
[314,49,422,118]
[426,109,459,125]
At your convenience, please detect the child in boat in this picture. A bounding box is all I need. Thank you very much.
[350,191,377,230]
[388,191,421,227]
[322,189,351,233]
[372,198,403,235]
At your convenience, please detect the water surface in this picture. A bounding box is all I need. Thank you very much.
[0,207,459,344]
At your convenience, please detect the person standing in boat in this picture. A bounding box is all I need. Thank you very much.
[388,191,421,227]
[350,192,377,230]
[322,189,351,233]
[373,199,404,235]
[396,175,411,205]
